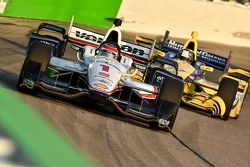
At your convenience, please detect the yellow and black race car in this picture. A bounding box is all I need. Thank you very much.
[134,32,250,120]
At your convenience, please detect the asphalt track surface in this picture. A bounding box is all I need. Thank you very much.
[0,17,250,167]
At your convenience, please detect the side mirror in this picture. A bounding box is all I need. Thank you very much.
[200,65,214,72]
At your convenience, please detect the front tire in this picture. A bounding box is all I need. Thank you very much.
[17,41,53,94]
[217,77,239,120]
[150,72,184,132]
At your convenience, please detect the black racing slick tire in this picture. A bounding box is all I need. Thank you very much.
[17,41,53,94]
[217,77,239,120]
[150,73,184,132]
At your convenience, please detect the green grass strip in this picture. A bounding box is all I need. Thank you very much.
[1,0,122,27]
[0,85,94,167]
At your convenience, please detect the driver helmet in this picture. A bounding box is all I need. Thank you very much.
[177,48,195,64]
[98,44,119,60]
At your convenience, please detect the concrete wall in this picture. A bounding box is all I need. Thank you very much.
[1,0,250,46]
[118,0,250,47]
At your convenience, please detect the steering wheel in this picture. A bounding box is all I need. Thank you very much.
[95,40,122,61]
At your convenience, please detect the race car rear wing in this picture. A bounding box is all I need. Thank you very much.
[67,18,152,65]
[135,35,230,71]
[37,23,66,37]
[161,39,229,71]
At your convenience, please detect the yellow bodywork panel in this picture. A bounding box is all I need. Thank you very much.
[200,65,214,72]
[228,68,250,77]
[230,100,243,118]
[184,83,196,94]
[129,68,144,82]
[210,96,226,117]
[193,79,219,90]
[183,94,225,116]
[200,87,217,95]
[153,50,166,58]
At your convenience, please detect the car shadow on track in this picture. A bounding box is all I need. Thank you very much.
[0,69,160,133]
[0,68,225,128]
[0,37,26,50]
[0,69,19,90]
[180,104,216,119]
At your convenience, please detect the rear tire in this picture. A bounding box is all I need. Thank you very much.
[217,77,239,120]
[17,41,53,94]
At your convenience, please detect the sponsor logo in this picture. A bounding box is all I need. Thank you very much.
[199,52,226,66]
[92,76,114,84]
[74,29,146,56]
[94,83,108,90]
[99,72,109,78]
[40,40,55,47]
[166,40,183,50]
[165,40,227,66]
[156,76,164,84]
[76,31,103,44]
[139,92,157,99]
[100,64,110,72]
[97,61,122,73]
[23,79,35,88]
[92,77,112,86]
[121,45,144,56]
[158,119,170,127]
